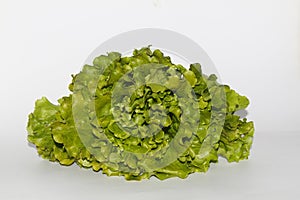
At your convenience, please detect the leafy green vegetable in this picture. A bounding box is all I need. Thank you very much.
[27,47,254,180]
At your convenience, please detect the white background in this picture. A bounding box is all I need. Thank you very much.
[0,0,299,199]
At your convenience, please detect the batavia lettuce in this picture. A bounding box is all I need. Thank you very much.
[27,47,254,180]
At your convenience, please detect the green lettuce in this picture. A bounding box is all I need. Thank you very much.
[27,47,254,180]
